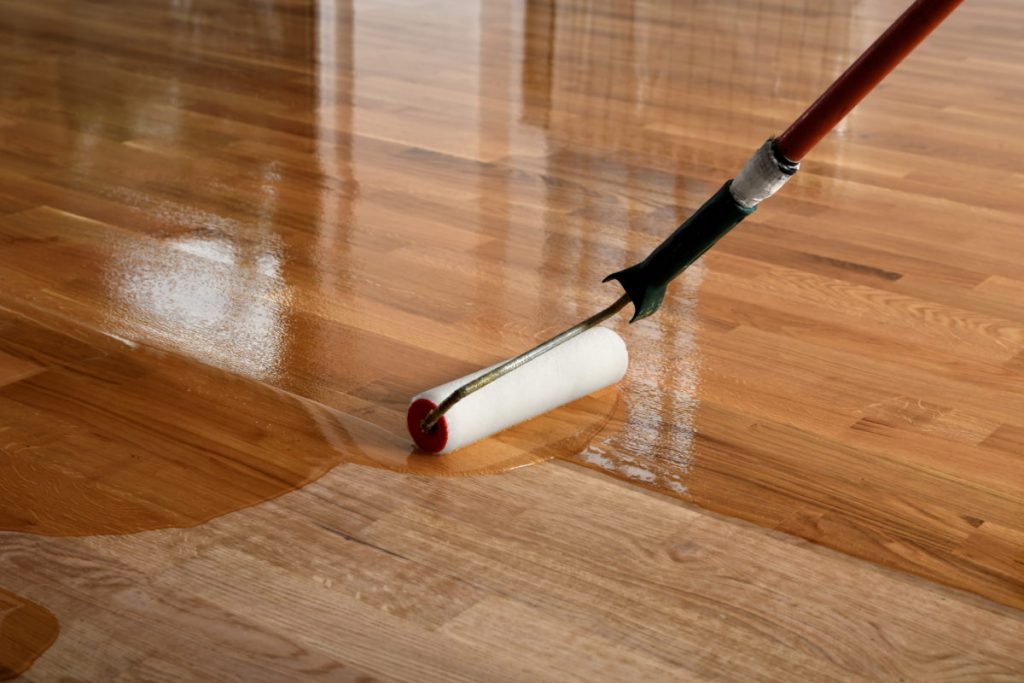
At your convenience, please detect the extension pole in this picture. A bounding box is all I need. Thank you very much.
[777,0,963,162]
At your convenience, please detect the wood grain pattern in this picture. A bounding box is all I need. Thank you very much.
[0,0,1022,680]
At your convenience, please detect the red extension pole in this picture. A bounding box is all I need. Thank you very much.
[776,0,963,162]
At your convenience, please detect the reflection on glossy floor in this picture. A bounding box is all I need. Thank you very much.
[1,0,1023,679]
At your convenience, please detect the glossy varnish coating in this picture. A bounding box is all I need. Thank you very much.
[0,305,619,535]
[0,588,58,681]
[1,0,1023,680]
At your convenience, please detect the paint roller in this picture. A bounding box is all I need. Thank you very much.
[408,0,963,453]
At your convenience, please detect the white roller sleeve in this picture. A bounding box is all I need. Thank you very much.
[729,138,799,209]
[408,327,628,453]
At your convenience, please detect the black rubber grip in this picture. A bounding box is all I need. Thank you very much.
[604,181,755,321]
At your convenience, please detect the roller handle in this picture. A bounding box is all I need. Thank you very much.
[606,0,962,321]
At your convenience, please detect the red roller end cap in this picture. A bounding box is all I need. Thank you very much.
[407,398,448,453]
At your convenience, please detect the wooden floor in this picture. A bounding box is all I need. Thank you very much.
[2,0,1023,679]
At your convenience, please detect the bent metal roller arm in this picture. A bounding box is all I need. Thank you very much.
[420,0,963,433]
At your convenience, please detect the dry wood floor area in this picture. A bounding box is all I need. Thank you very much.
[1,0,1023,680]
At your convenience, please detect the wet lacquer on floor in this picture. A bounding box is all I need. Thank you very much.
[0,305,623,676]
[0,588,58,681]
[0,307,622,537]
